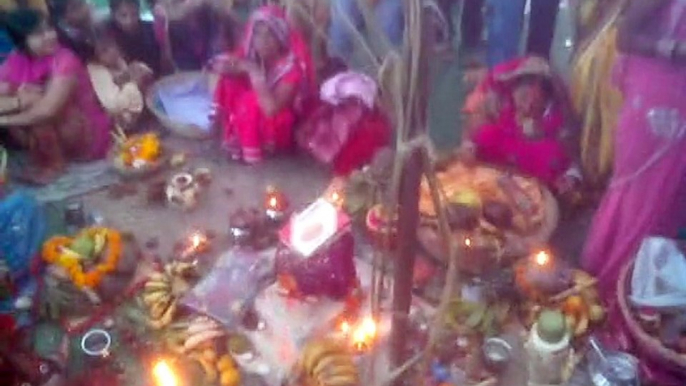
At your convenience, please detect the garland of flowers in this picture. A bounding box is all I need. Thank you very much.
[42,227,122,289]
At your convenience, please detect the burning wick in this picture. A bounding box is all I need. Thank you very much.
[268,196,278,209]
[351,317,378,352]
[152,360,178,386]
[182,231,208,259]
[534,251,550,266]
[464,238,472,247]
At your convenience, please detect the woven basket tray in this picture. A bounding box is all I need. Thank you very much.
[617,260,686,372]
[146,71,213,139]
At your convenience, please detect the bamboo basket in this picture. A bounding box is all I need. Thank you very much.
[617,259,686,374]
[145,71,214,139]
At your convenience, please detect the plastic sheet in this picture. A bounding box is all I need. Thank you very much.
[630,237,686,311]
[156,77,213,131]
[182,248,274,328]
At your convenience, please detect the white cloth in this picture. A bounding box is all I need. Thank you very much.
[87,63,144,118]
[320,71,378,109]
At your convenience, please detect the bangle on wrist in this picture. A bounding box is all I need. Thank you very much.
[656,38,678,59]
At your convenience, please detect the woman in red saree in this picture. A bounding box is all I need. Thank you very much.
[461,56,580,191]
[213,5,314,164]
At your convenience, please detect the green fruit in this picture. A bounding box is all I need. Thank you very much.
[70,235,95,259]
[450,189,482,209]
[536,309,567,343]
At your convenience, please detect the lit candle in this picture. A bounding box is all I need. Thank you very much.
[264,186,288,222]
[181,230,209,260]
[533,251,551,268]
[152,360,178,386]
[351,317,378,353]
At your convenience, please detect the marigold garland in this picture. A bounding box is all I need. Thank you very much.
[42,227,122,289]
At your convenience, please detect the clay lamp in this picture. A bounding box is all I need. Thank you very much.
[264,186,289,223]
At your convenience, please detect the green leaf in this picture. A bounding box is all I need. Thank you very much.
[465,303,487,329]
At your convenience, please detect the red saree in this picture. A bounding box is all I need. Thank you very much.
[467,57,572,186]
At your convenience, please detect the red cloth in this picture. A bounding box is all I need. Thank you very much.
[214,5,314,163]
[299,98,391,176]
[332,108,390,176]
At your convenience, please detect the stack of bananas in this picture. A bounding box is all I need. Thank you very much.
[140,261,195,329]
[293,339,360,386]
[163,316,236,385]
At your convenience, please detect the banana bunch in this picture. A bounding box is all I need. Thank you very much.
[188,346,241,386]
[293,338,359,386]
[559,270,605,337]
[140,261,195,329]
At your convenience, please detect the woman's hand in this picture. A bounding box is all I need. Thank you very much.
[17,84,43,109]
[210,54,242,74]
[128,62,153,85]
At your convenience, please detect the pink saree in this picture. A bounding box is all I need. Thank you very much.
[214,5,314,164]
[582,2,686,383]
[0,47,111,161]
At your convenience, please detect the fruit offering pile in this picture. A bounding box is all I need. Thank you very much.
[139,261,196,329]
[115,132,161,169]
[292,338,359,386]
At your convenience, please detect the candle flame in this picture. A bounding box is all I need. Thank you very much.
[465,238,472,247]
[351,317,377,351]
[331,191,341,202]
[153,360,178,386]
[269,196,278,208]
[534,251,550,266]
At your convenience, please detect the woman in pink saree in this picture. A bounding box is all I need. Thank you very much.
[583,1,686,383]
[0,9,110,183]
[213,5,314,164]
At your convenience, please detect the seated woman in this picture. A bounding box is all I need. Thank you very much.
[212,5,314,164]
[48,0,97,62]
[87,34,150,130]
[0,9,111,183]
[298,71,391,176]
[105,0,167,75]
[461,56,581,192]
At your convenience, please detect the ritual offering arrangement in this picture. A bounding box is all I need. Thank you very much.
[419,162,557,240]
[40,227,137,311]
[291,338,359,386]
[276,199,357,300]
[110,130,164,177]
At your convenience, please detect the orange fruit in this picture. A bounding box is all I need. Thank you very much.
[562,295,587,315]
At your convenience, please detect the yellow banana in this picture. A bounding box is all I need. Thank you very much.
[144,279,170,292]
[148,272,168,283]
[149,301,176,329]
[191,353,218,383]
[318,373,359,386]
[312,354,355,378]
[149,295,173,319]
[301,340,345,376]
[93,232,107,256]
[142,290,169,306]
[60,247,84,260]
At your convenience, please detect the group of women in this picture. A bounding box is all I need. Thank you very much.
[0,0,390,181]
